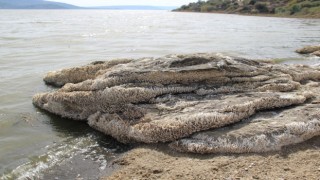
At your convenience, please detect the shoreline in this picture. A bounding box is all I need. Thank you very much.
[39,135,320,179]
[172,10,320,19]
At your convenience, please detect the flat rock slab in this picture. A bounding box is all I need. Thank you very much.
[33,53,320,153]
[170,95,320,153]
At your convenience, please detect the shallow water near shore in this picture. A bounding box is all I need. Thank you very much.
[0,10,320,179]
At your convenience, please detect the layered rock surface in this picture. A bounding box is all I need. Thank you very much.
[33,53,320,153]
[170,93,320,153]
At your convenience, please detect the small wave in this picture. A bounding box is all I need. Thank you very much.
[272,55,320,65]
[0,21,60,25]
[81,33,97,37]
[32,21,60,24]
[1,135,111,180]
[0,37,21,41]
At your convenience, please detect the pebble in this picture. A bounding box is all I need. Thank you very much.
[283,167,290,171]
[211,167,218,171]
[252,175,259,179]
[248,163,255,168]
[152,169,163,174]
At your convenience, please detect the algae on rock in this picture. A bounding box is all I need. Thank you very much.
[33,53,320,153]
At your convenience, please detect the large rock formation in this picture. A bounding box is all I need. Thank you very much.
[33,53,320,153]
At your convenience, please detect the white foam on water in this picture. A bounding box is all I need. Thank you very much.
[1,135,109,180]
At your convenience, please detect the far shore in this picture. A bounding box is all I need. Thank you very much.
[173,10,320,19]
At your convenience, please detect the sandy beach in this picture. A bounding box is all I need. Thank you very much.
[104,136,320,180]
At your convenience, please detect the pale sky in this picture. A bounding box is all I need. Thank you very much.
[49,0,196,7]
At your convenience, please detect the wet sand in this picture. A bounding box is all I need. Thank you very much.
[42,154,108,180]
[103,136,320,180]
[40,139,133,180]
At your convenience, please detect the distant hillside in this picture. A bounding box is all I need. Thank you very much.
[0,0,80,9]
[174,0,320,18]
[0,1,176,10]
[93,5,177,10]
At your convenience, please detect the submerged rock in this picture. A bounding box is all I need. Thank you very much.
[312,51,320,57]
[296,45,320,57]
[33,53,320,153]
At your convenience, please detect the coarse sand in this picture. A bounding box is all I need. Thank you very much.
[103,136,320,180]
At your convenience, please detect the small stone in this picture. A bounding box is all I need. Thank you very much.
[211,167,218,171]
[249,163,255,168]
[252,175,259,179]
[283,167,290,171]
[152,169,163,174]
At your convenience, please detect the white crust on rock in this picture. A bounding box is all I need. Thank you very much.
[33,53,320,152]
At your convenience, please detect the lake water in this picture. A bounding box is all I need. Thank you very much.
[0,10,319,179]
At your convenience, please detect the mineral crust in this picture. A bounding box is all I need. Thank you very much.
[33,53,320,153]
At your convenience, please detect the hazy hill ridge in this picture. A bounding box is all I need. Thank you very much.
[0,0,80,9]
[174,0,320,18]
[0,0,176,10]
[92,5,177,10]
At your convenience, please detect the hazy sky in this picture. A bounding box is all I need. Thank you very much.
[49,0,196,7]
